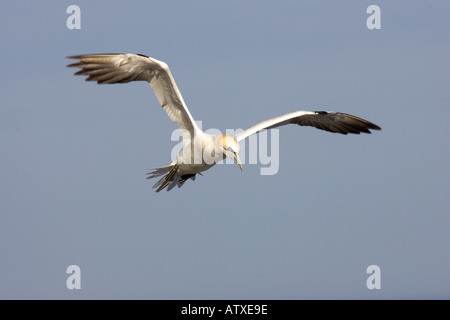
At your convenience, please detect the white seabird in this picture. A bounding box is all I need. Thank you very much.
[67,53,381,192]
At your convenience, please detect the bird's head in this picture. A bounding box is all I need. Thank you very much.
[218,134,243,171]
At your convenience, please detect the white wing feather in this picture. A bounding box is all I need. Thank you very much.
[235,110,381,142]
[67,54,381,145]
[66,53,198,134]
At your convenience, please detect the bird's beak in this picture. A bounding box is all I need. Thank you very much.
[233,152,243,171]
[225,150,243,171]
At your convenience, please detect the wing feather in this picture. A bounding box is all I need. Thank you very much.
[236,110,381,142]
[66,53,198,133]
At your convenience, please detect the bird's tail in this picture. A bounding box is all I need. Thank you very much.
[146,164,197,192]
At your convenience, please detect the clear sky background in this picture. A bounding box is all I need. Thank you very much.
[1,1,449,299]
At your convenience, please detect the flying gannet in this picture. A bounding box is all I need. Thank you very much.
[66,53,381,192]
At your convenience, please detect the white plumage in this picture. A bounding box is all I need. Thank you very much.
[67,53,381,192]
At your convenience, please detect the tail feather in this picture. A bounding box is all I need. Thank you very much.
[146,164,198,192]
[146,165,174,179]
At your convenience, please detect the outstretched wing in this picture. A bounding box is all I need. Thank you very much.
[66,53,198,133]
[235,110,381,142]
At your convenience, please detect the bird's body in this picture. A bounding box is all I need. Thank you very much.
[147,133,241,191]
[67,53,381,192]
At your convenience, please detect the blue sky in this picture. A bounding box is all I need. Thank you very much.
[1,1,449,299]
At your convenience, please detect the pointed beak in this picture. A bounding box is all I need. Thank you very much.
[231,151,243,171]
[225,150,243,171]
